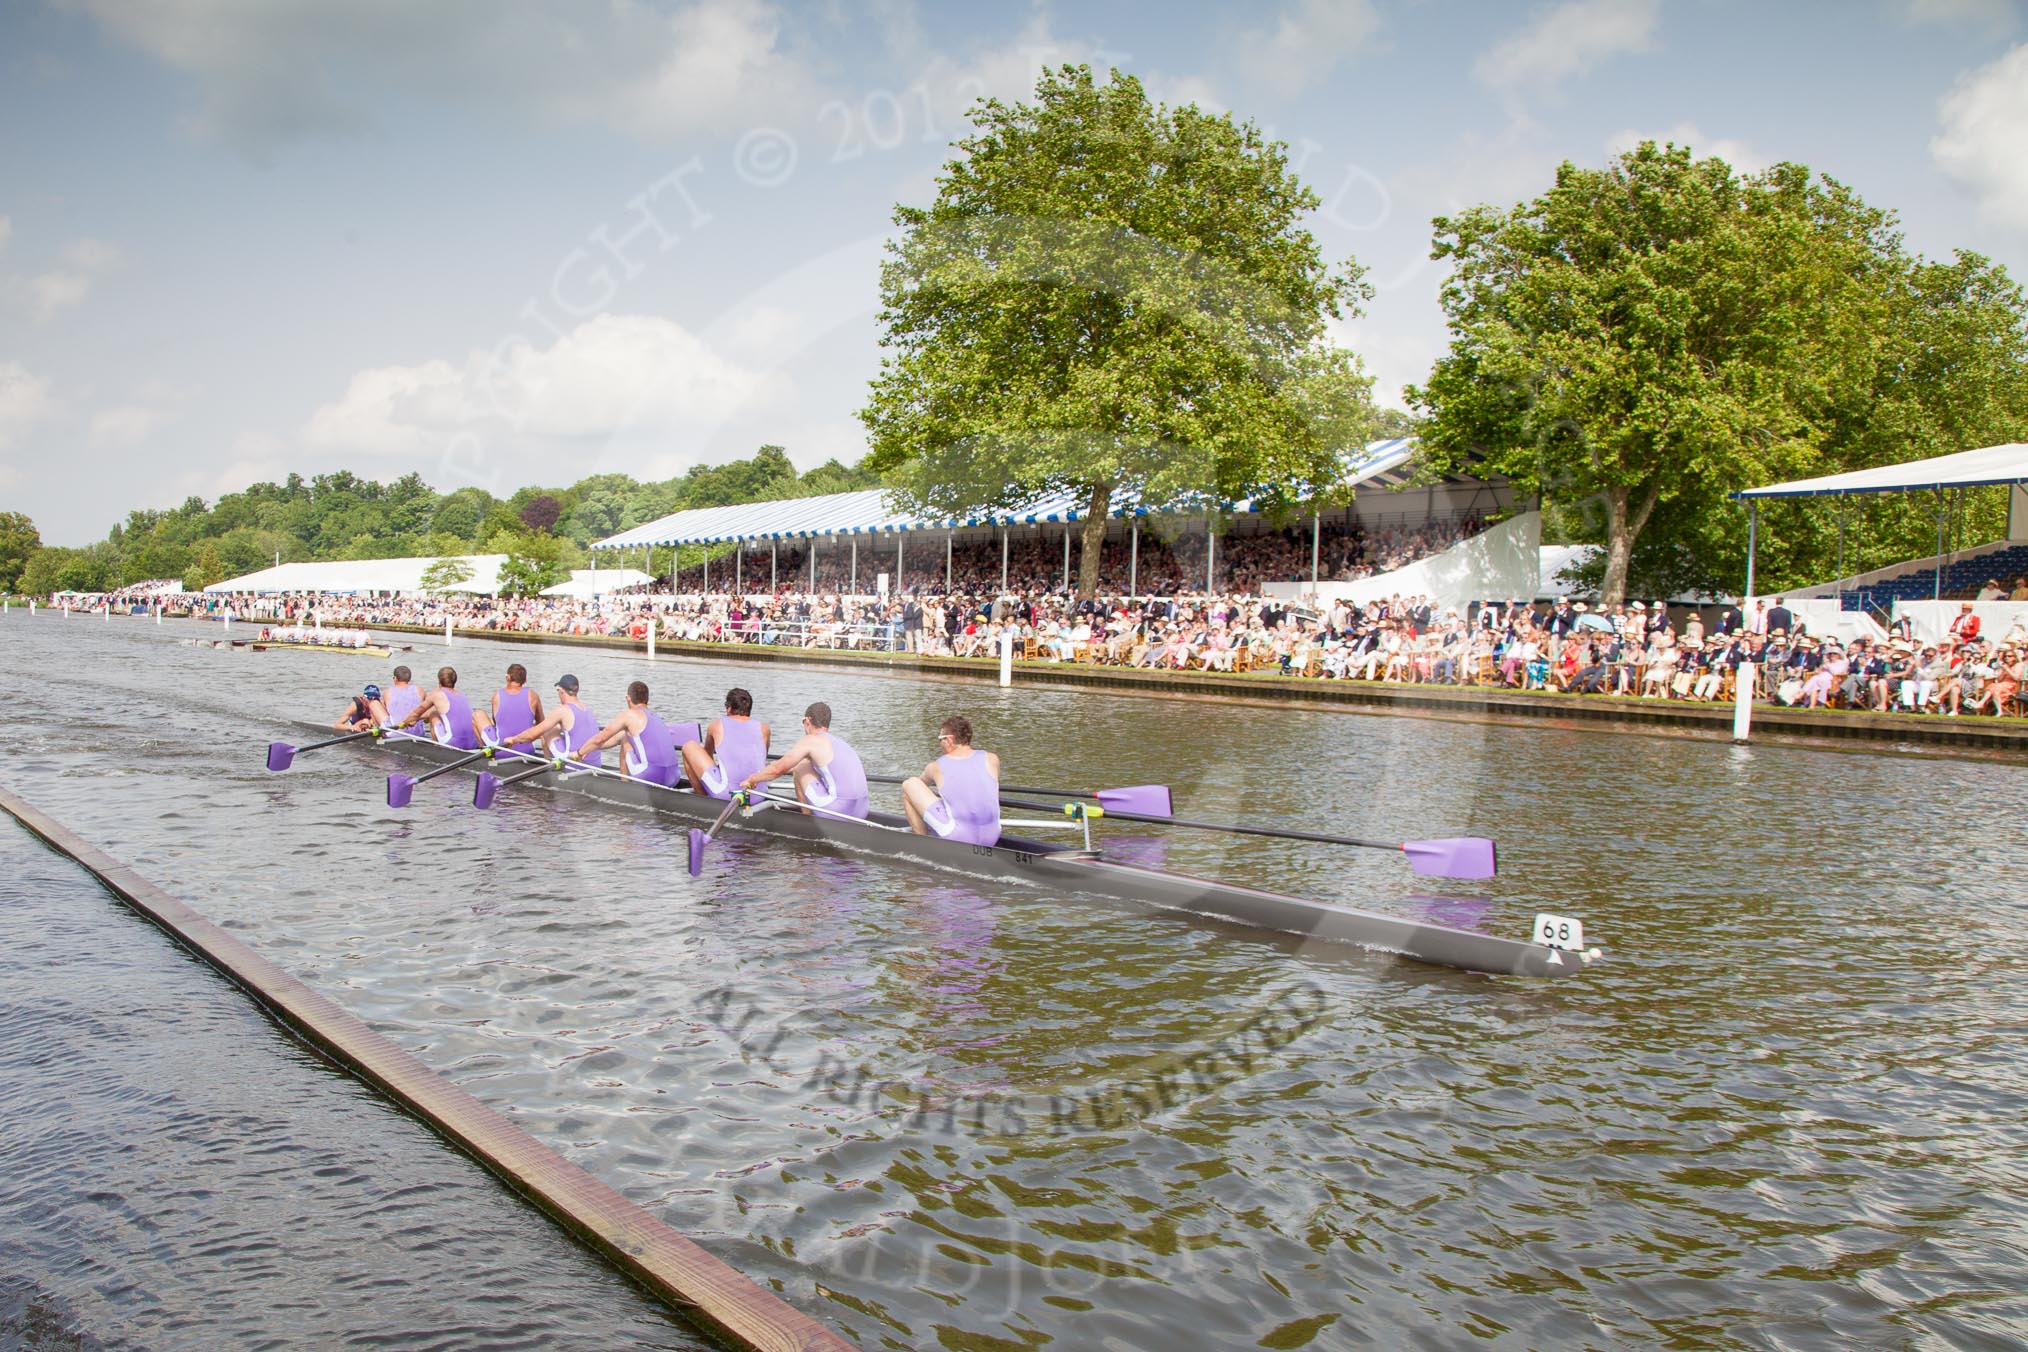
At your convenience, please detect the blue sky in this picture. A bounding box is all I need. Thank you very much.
[2,0,2024,543]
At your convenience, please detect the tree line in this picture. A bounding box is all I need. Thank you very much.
[6,66,2025,606]
[0,445,872,597]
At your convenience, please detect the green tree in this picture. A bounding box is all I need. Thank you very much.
[0,512,40,592]
[495,534,570,597]
[419,556,476,594]
[1409,141,2028,603]
[861,65,1376,599]
[182,542,226,593]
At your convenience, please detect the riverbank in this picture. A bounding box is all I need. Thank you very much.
[344,619,2028,756]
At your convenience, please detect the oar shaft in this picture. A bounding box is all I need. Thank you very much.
[997,798,1395,852]
[413,748,491,784]
[299,729,376,754]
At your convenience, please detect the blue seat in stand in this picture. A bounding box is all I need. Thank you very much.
[1837,545,2028,611]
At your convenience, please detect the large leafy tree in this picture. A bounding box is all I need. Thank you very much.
[1411,142,2028,601]
[0,512,40,592]
[861,65,1375,599]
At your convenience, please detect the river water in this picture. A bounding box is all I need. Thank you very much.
[1,612,2024,1350]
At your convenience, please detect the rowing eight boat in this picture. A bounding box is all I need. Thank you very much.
[286,721,1600,979]
[255,642,396,657]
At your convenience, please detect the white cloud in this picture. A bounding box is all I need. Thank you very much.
[1932,44,2028,228]
[1605,122,1768,174]
[302,313,778,460]
[1473,0,1661,96]
[1390,117,1558,217]
[723,303,807,356]
[90,381,189,448]
[25,236,122,322]
[70,0,824,153]
[0,361,56,449]
[1234,0,1384,92]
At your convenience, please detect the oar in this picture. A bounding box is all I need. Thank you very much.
[472,753,563,809]
[998,798,1498,880]
[266,728,377,772]
[864,773,1172,818]
[687,790,755,876]
[387,746,495,808]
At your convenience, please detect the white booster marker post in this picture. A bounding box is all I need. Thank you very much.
[1000,629,1015,688]
[647,615,657,661]
[445,615,454,645]
[1733,661,1755,742]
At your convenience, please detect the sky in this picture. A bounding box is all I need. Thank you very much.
[1,0,2025,545]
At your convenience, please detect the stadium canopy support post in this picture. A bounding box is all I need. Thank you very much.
[1130,521,1138,597]
[1312,511,1321,595]
[1001,527,1008,591]
[1207,521,1216,594]
[1934,490,1946,602]
[946,529,952,593]
[1063,528,1070,591]
[897,532,904,593]
[1744,501,1758,599]
[811,537,817,591]
[850,538,858,597]
[771,540,777,592]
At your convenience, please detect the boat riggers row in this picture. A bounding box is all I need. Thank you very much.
[265,666,1600,979]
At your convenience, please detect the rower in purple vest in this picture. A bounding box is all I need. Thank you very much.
[394,666,480,749]
[739,700,870,819]
[500,673,600,768]
[681,687,770,799]
[383,665,422,729]
[902,715,1002,847]
[480,663,543,744]
[575,680,679,786]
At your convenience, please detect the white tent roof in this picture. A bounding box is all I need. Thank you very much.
[207,556,649,596]
[1733,443,2028,500]
[594,439,1424,549]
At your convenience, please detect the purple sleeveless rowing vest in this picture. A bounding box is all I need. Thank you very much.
[494,685,537,741]
[699,717,767,799]
[435,690,479,749]
[385,684,421,726]
[629,710,681,787]
[930,750,1000,846]
[559,701,600,768]
[807,731,870,820]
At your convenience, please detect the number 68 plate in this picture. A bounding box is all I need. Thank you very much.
[1532,912,1586,952]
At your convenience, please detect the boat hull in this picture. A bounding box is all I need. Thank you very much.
[311,725,1597,979]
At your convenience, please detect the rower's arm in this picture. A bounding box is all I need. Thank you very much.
[580,713,631,753]
[508,707,563,746]
[746,735,813,786]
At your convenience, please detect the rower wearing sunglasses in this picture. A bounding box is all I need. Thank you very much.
[901,716,1001,847]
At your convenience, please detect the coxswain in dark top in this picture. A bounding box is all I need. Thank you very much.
[334,683,384,731]
[901,716,1002,846]
[739,701,870,819]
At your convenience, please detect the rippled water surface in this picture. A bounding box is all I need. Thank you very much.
[3,613,2026,1350]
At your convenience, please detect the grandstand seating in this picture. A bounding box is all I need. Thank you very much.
[1838,544,2028,612]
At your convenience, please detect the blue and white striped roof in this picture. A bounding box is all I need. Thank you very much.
[594,439,1420,550]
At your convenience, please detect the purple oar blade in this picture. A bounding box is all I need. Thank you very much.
[686,828,706,877]
[1096,784,1171,817]
[1401,837,1497,881]
[669,720,703,749]
[387,774,416,809]
[473,772,501,810]
[266,742,295,772]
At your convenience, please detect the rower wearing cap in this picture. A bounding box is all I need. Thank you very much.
[333,683,384,731]
[902,716,1001,846]
[394,666,481,749]
[383,666,422,728]
[502,674,600,767]
[739,701,869,819]
[680,687,770,799]
[576,680,679,785]
[479,663,543,744]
